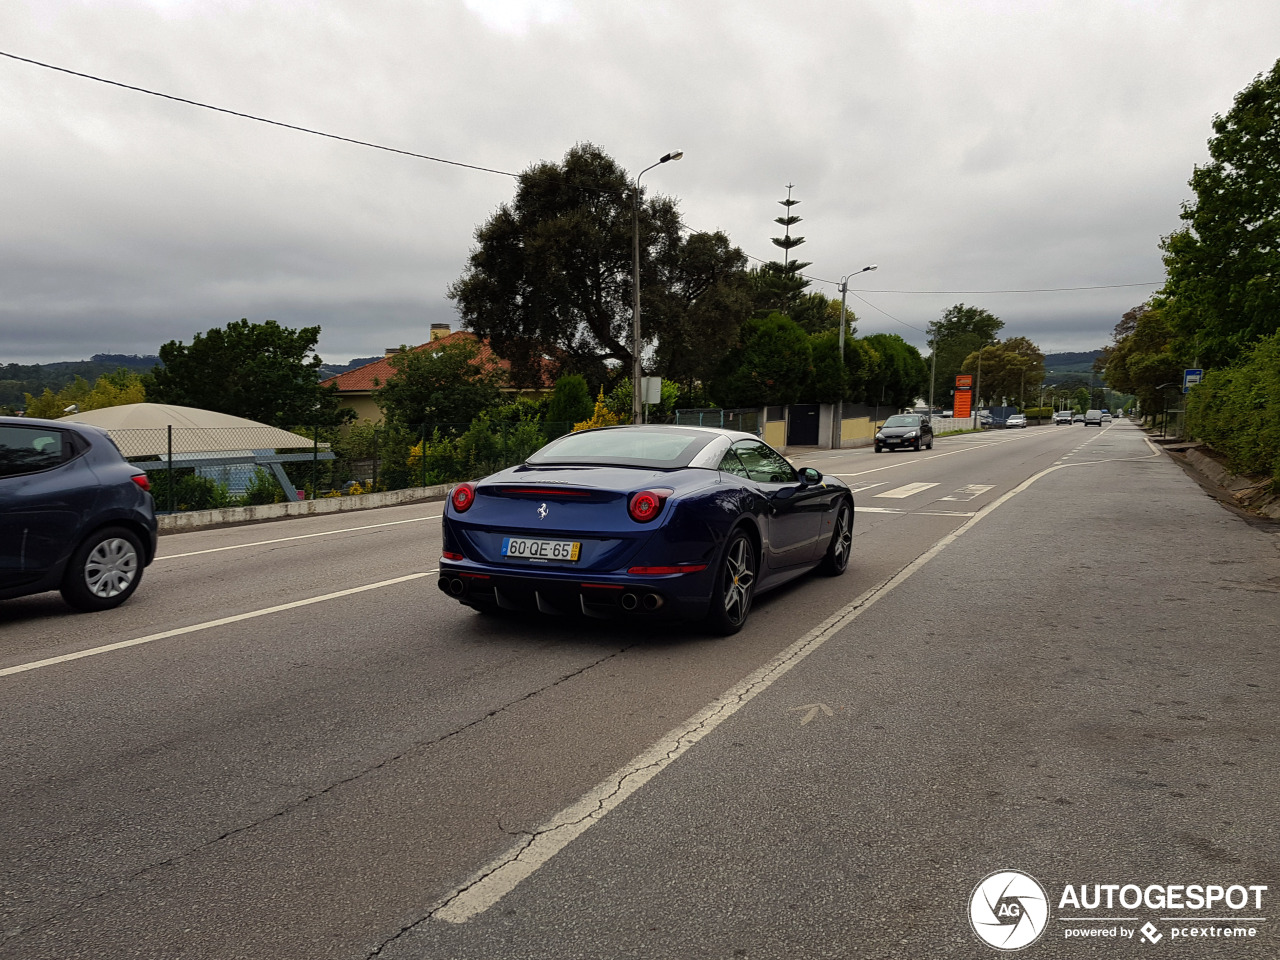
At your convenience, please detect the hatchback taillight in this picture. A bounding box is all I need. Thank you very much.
[451,482,476,512]
[131,474,152,493]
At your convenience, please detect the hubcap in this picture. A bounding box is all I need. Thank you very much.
[833,506,852,568]
[723,538,755,624]
[85,538,139,598]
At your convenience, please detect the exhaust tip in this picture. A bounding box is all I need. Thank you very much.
[620,592,639,611]
[642,593,663,611]
[448,578,466,596]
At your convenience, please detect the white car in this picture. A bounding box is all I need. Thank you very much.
[1006,414,1028,429]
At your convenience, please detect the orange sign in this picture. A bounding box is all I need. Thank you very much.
[956,374,973,389]
[954,390,972,418]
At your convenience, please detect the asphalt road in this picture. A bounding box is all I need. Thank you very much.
[2,421,1276,959]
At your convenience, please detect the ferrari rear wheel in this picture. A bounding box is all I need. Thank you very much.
[706,528,757,636]
[819,499,853,576]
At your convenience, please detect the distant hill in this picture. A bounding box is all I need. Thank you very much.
[0,354,161,409]
[1044,350,1103,372]
[317,356,381,381]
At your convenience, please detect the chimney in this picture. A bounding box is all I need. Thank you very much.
[384,347,402,358]
[431,323,451,341]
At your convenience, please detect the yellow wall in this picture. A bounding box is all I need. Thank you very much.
[764,420,786,448]
[841,417,877,443]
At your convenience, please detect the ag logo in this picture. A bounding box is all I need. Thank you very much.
[969,870,1050,951]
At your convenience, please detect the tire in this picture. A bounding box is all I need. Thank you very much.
[874,445,882,453]
[60,526,145,612]
[705,528,757,636]
[927,436,934,449]
[819,499,853,576]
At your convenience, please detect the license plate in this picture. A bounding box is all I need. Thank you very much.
[501,536,581,562]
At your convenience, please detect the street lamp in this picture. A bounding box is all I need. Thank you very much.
[632,150,683,424]
[833,265,877,446]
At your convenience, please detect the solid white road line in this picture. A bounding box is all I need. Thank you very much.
[0,573,435,679]
[160,514,442,560]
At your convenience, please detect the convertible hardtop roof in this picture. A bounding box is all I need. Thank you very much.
[525,423,764,470]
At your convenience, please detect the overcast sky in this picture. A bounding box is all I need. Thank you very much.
[2,0,1276,367]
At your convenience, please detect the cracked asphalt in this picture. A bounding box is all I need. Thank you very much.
[2,421,1276,959]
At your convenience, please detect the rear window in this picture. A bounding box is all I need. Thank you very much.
[527,427,714,468]
[0,426,71,478]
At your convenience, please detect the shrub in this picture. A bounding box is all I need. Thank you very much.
[1186,332,1280,485]
[240,467,286,506]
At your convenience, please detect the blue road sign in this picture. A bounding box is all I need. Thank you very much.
[1183,368,1203,393]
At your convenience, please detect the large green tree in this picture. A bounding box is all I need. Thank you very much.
[648,230,753,391]
[927,304,1005,404]
[448,143,748,389]
[1161,58,1280,367]
[375,338,505,430]
[1099,302,1183,415]
[958,337,1046,407]
[711,313,814,408]
[862,333,928,411]
[147,319,346,427]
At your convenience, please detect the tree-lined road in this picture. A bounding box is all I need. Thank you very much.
[3,421,1277,959]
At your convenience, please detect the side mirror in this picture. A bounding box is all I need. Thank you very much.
[799,467,823,485]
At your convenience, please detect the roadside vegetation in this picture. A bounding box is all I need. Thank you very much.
[1103,57,1280,488]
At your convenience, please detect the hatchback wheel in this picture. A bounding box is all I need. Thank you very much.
[706,529,757,635]
[60,526,144,611]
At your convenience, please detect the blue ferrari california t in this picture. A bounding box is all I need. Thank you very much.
[438,425,854,634]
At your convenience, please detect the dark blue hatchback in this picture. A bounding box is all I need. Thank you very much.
[1,416,158,611]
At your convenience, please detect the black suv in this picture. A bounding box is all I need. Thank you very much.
[1,416,158,611]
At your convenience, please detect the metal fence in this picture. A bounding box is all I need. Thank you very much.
[674,408,761,435]
[118,422,580,513]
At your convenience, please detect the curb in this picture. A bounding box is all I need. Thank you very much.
[157,483,453,534]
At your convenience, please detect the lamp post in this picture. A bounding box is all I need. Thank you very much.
[632,150,683,425]
[834,265,877,447]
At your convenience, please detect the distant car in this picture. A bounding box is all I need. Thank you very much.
[942,410,953,418]
[1053,411,1074,425]
[1084,409,1104,426]
[1101,412,1113,422]
[437,425,853,635]
[1,416,158,610]
[1073,414,1085,423]
[875,414,934,452]
[1006,414,1028,429]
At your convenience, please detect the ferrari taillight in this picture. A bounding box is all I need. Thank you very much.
[628,488,672,523]
[451,482,476,512]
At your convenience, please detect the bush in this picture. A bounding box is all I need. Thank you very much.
[240,467,286,506]
[1186,332,1280,486]
[148,470,235,511]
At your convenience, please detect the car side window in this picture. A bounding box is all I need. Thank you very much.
[717,450,750,478]
[0,426,70,478]
[732,440,798,484]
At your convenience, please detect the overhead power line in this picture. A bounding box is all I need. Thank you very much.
[5,49,1163,305]
[0,49,519,178]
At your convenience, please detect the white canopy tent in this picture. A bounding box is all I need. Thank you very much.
[60,403,331,502]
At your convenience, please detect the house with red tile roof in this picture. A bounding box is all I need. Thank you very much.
[321,325,551,423]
